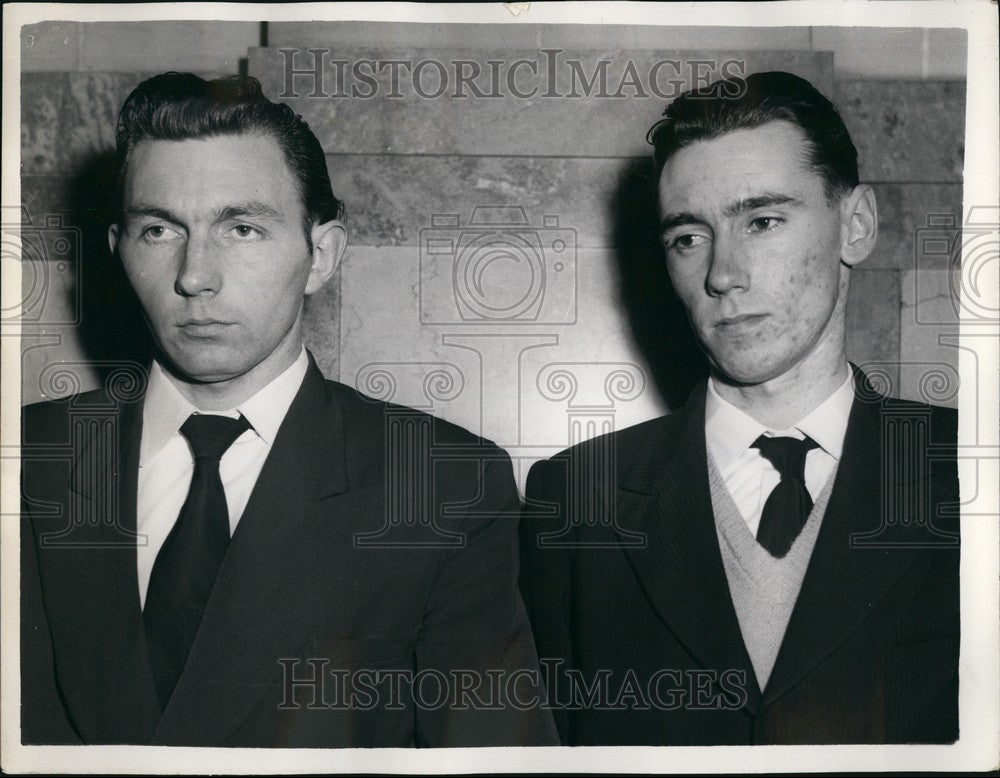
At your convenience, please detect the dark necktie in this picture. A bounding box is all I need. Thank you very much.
[144,412,251,708]
[752,434,819,559]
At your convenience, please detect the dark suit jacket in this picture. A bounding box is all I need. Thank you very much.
[22,357,557,747]
[520,370,960,745]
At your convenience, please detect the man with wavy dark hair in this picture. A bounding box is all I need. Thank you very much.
[22,72,557,748]
[521,71,959,745]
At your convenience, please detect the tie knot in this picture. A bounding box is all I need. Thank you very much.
[180,413,251,461]
[752,434,818,481]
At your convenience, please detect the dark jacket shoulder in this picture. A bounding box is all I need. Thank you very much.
[525,405,692,499]
[22,388,124,444]
[861,393,957,443]
[323,377,504,452]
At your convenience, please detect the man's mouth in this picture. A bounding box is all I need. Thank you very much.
[714,313,768,332]
[178,319,233,337]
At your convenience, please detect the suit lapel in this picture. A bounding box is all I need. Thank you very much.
[39,390,162,743]
[762,370,922,705]
[151,360,351,745]
[615,384,763,711]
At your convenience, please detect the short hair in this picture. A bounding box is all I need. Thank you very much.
[647,71,859,199]
[114,72,344,240]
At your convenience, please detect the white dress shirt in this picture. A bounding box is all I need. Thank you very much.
[704,367,856,537]
[135,349,309,608]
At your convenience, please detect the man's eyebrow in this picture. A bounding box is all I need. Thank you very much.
[215,202,284,222]
[722,193,800,218]
[123,204,181,223]
[123,202,285,224]
[659,194,803,235]
[659,211,704,235]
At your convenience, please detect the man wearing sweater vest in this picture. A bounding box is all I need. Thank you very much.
[520,71,959,745]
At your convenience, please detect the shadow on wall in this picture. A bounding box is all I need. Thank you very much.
[66,149,153,378]
[610,157,707,411]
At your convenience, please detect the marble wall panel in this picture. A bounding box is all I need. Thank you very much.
[20,21,83,71]
[77,22,259,74]
[815,27,968,79]
[871,183,964,270]
[21,73,67,175]
[15,48,972,426]
[898,267,963,408]
[9,222,80,330]
[20,176,73,220]
[13,188,150,406]
[64,74,134,168]
[21,334,102,406]
[926,28,969,79]
[327,154,634,249]
[251,47,833,157]
[336,245,669,487]
[22,72,152,175]
[23,70,275,177]
[836,80,966,183]
[266,22,814,52]
[812,28,927,79]
[328,159,967,255]
[810,27,966,80]
[21,21,259,73]
[845,269,902,392]
[303,272,342,380]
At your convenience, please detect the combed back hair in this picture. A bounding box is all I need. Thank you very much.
[647,71,859,200]
[114,72,343,240]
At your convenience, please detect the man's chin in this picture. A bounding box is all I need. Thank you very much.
[158,352,245,386]
[709,357,785,388]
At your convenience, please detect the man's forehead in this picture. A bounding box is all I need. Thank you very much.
[131,132,281,163]
[123,134,298,206]
[658,121,824,205]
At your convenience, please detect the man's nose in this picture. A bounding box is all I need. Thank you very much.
[705,233,749,297]
[175,234,221,296]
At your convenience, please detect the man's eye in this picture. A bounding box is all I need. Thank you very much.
[141,225,181,242]
[228,224,262,239]
[748,216,782,232]
[667,233,708,252]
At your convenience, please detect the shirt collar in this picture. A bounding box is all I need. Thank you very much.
[705,365,855,472]
[139,348,309,465]
[793,368,855,460]
[236,348,309,447]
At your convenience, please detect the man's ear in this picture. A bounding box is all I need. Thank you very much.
[840,184,878,268]
[305,220,347,295]
[108,223,120,256]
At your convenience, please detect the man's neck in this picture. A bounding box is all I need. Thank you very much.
[711,357,852,430]
[158,344,304,412]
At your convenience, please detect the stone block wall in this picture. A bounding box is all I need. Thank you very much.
[16,20,967,485]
